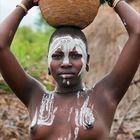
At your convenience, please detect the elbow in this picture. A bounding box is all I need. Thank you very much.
[0,38,9,50]
[133,27,140,36]
[0,42,4,50]
[0,41,5,51]
[131,19,140,36]
[0,42,8,52]
[0,32,4,50]
[0,31,10,50]
[0,35,5,50]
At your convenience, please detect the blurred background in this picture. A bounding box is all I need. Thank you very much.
[0,0,39,27]
[0,0,140,140]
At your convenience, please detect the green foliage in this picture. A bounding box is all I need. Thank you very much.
[100,0,106,4]
[9,25,55,91]
[0,13,56,93]
[11,26,54,69]
[46,83,55,91]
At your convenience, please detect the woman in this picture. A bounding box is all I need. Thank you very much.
[0,0,140,139]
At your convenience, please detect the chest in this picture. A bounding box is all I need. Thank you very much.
[29,93,109,140]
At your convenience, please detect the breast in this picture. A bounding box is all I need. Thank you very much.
[30,125,54,140]
[30,120,107,140]
[75,117,109,140]
[29,93,109,140]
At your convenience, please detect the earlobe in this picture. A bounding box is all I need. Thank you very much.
[86,64,89,72]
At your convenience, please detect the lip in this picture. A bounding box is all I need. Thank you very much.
[59,73,75,78]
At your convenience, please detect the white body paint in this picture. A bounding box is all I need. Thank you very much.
[58,130,71,140]
[74,127,79,140]
[31,94,58,127]
[74,95,95,138]
[48,36,87,76]
[30,92,95,140]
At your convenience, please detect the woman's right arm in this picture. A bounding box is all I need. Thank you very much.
[0,0,40,107]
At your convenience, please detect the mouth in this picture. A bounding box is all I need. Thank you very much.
[59,73,75,78]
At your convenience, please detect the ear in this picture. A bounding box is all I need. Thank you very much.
[86,64,89,72]
[48,68,51,75]
[86,54,90,72]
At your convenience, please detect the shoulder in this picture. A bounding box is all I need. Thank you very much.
[89,76,118,106]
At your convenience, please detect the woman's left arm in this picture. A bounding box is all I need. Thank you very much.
[103,0,140,104]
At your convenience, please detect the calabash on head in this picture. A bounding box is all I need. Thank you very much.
[39,0,100,29]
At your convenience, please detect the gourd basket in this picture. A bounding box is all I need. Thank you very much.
[39,0,100,29]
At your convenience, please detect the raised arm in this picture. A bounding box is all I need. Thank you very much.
[0,0,40,107]
[102,0,140,104]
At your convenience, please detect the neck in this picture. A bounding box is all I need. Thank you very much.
[55,83,85,95]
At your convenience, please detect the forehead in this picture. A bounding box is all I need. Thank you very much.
[54,47,77,52]
[49,35,87,53]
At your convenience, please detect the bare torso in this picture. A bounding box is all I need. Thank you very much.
[29,86,115,140]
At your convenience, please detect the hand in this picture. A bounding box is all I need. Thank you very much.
[21,0,39,10]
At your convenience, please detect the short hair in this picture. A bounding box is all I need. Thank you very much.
[48,26,88,52]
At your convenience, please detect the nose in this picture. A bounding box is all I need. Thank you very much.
[60,62,72,68]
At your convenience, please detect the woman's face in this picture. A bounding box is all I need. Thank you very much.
[48,35,87,87]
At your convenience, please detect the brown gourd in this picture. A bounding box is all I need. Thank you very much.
[39,0,100,29]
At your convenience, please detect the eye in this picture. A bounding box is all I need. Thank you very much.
[52,54,63,60]
[70,53,82,59]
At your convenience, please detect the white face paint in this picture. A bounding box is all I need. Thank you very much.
[62,79,70,86]
[48,35,87,76]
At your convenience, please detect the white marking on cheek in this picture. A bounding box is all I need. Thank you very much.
[74,39,87,76]
[78,59,84,76]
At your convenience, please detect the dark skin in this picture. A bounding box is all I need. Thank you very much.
[0,0,140,140]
